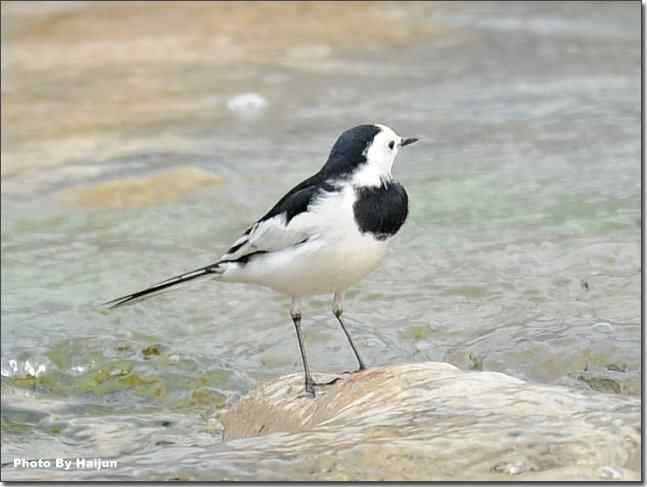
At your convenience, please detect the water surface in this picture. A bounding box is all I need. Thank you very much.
[1,1,641,481]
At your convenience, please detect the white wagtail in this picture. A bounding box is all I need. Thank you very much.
[106,124,418,396]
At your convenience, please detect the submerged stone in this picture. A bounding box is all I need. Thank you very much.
[58,166,224,209]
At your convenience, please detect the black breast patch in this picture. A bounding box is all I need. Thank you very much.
[353,181,408,240]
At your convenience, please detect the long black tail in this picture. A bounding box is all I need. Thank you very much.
[104,263,223,308]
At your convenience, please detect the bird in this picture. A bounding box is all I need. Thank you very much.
[105,123,418,396]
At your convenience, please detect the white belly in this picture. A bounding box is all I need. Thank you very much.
[223,233,388,297]
[221,185,391,297]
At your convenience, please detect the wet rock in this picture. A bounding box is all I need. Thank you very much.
[577,372,622,394]
[142,344,162,359]
[607,362,627,372]
[592,321,615,333]
[446,349,485,371]
[221,362,640,481]
[155,440,175,446]
[190,388,226,409]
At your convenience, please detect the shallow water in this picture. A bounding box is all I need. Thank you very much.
[1,1,641,481]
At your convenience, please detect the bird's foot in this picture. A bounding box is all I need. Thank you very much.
[299,387,316,399]
[312,376,342,387]
[300,376,341,398]
[342,365,367,375]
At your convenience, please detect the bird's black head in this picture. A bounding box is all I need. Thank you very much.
[320,124,418,182]
[321,124,382,178]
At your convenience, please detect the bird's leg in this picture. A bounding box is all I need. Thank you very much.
[333,292,367,373]
[290,298,315,396]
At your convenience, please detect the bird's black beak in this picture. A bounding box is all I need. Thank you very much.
[400,137,419,147]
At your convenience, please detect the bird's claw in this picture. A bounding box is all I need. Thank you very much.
[301,376,342,398]
[341,367,366,375]
[299,388,316,399]
[313,376,341,386]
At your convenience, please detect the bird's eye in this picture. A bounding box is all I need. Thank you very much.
[388,141,395,150]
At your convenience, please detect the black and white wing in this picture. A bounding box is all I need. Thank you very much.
[219,173,333,264]
[105,173,331,307]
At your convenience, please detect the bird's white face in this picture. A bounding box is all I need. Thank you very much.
[355,124,404,186]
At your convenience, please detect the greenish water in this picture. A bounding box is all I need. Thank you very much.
[1,1,641,481]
